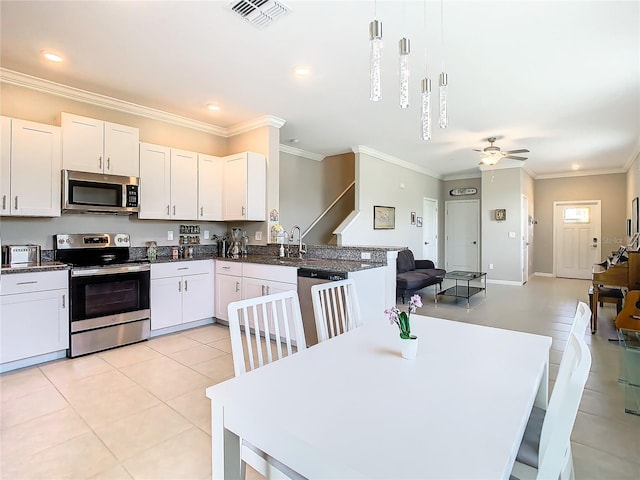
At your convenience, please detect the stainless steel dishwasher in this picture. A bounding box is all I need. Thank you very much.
[297,268,347,346]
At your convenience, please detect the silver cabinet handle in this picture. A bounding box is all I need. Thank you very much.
[261,285,265,296]
[62,294,66,308]
[222,266,230,270]
[166,205,170,215]
[99,156,102,169]
[235,281,240,292]
[200,207,203,216]
[184,280,188,291]
[267,286,271,295]
[2,194,6,210]
[14,196,18,210]
[242,206,246,216]
[107,157,110,170]
[173,205,176,215]
[17,280,38,285]
[178,280,182,292]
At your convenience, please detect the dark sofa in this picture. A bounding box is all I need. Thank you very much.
[396,249,446,302]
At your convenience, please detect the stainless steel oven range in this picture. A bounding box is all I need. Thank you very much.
[54,233,150,358]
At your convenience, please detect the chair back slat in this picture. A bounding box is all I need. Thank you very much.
[228,290,307,376]
[311,279,363,343]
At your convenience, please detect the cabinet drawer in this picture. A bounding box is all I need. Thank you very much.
[151,260,213,279]
[1,270,68,295]
[215,260,243,276]
[243,263,297,284]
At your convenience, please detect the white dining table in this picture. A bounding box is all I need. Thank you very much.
[205,315,552,479]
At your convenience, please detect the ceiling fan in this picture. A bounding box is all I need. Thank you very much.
[474,137,530,166]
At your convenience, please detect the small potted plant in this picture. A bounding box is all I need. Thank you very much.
[385,294,422,359]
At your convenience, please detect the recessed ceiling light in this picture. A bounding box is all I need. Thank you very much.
[42,51,63,62]
[572,164,580,170]
[293,65,310,77]
[207,104,221,111]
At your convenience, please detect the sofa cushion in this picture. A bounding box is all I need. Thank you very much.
[396,271,433,291]
[397,250,416,274]
[415,268,446,279]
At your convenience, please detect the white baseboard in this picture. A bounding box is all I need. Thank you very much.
[486,279,523,286]
[1,350,67,373]
[150,317,215,337]
[534,272,554,277]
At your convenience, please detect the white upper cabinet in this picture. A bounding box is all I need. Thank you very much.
[61,112,139,177]
[170,148,198,220]
[198,153,222,221]
[222,152,266,221]
[139,142,171,219]
[138,143,198,220]
[1,116,61,217]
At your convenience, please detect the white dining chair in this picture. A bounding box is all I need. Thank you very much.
[311,278,362,343]
[227,290,307,479]
[511,315,592,480]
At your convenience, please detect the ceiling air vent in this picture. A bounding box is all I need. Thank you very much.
[230,0,291,29]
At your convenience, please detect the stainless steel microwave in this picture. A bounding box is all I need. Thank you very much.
[62,170,139,214]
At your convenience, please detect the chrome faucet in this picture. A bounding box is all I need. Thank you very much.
[289,225,306,259]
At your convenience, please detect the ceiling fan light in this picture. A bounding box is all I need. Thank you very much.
[480,156,500,166]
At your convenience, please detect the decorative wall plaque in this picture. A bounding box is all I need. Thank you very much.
[449,187,477,196]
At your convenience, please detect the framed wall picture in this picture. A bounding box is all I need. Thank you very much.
[374,206,395,229]
[410,211,416,225]
[495,209,506,221]
[627,218,632,237]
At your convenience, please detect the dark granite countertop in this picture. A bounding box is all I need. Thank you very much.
[1,262,70,275]
[151,254,383,273]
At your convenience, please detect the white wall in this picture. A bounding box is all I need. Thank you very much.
[340,151,442,259]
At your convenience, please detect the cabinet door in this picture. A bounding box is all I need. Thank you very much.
[150,276,183,330]
[245,152,266,221]
[10,119,61,217]
[1,289,68,364]
[139,143,171,220]
[242,276,266,301]
[222,153,247,220]
[104,122,139,177]
[61,113,103,173]
[198,153,222,221]
[1,116,11,215]
[170,148,198,220]
[182,272,215,324]
[215,274,242,321]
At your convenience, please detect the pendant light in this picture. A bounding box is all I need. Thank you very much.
[420,0,431,140]
[399,1,410,108]
[369,1,382,102]
[439,0,448,128]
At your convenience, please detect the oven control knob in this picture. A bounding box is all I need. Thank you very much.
[58,238,64,244]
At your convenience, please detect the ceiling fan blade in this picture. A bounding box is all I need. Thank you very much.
[503,149,530,154]
[503,155,528,161]
[473,149,483,152]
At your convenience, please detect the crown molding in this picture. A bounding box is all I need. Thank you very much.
[226,115,286,136]
[351,145,442,179]
[279,144,324,161]
[442,172,481,181]
[1,68,287,138]
[534,167,627,180]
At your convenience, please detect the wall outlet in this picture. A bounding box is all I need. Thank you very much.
[361,252,371,260]
[167,230,173,241]
[255,231,262,241]
[489,263,494,269]
[204,230,210,240]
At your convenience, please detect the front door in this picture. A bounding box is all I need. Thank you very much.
[445,200,480,272]
[554,201,601,279]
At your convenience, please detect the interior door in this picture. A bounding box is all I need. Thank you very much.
[522,194,529,283]
[422,197,438,265]
[445,200,480,272]
[554,201,601,279]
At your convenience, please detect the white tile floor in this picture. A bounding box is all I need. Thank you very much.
[1,275,639,479]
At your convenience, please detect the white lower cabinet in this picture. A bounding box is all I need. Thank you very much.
[215,261,243,321]
[0,270,69,364]
[150,260,214,330]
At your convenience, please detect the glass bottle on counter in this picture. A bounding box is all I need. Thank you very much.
[241,231,249,257]
[147,241,157,261]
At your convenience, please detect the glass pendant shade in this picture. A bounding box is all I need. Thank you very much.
[421,78,432,140]
[399,37,410,108]
[369,20,382,102]
[439,72,448,128]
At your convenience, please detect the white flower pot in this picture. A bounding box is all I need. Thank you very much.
[401,336,419,360]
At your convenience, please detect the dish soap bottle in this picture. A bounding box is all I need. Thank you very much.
[279,243,285,257]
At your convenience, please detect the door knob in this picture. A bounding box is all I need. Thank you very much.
[472,241,477,245]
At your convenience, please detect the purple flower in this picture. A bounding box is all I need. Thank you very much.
[385,295,422,339]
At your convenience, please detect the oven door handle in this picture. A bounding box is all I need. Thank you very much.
[71,264,151,277]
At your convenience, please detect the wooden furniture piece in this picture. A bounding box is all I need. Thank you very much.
[591,250,640,333]
[512,309,592,480]
[311,278,362,343]
[226,290,307,479]
[614,290,640,331]
[206,315,552,479]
